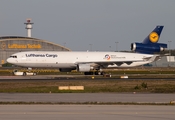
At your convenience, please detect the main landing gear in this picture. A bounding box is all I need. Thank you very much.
[84,71,105,75]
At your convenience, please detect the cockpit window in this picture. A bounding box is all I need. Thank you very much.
[10,56,17,58]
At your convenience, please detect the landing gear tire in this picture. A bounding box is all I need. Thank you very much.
[23,72,26,76]
[95,71,101,75]
[33,73,37,76]
[84,72,93,75]
[101,71,105,75]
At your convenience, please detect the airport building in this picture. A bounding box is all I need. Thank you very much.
[150,56,175,67]
[0,36,70,66]
[0,19,70,66]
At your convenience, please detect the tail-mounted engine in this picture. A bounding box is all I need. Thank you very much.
[131,42,167,54]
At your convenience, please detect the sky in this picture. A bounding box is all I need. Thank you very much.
[0,0,175,51]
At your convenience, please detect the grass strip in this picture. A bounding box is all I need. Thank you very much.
[0,80,175,93]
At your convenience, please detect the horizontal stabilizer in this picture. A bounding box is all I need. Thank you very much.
[148,55,161,62]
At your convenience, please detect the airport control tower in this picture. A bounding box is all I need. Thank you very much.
[24,19,33,37]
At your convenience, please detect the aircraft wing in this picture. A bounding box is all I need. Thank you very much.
[76,60,144,68]
[76,55,160,68]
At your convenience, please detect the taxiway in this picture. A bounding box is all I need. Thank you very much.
[0,105,175,120]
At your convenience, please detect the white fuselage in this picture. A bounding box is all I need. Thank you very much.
[7,51,154,69]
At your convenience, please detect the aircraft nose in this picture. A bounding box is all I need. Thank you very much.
[7,58,13,64]
[7,58,10,63]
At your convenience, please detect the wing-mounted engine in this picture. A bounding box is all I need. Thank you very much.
[131,42,167,54]
[77,64,93,72]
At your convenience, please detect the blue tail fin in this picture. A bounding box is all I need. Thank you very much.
[142,26,164,44]
[131,26,167,54]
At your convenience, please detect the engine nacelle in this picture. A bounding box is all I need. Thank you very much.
[131,42,167,54]
[77,64,92,72]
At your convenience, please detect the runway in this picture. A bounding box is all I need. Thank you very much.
[0,105,175,120]
[0,93,174,104]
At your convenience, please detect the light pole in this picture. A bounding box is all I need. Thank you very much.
[89,44,92,51]
[109,46,111,51]
[63,42,66,47]
[168,41,172,67]
[115,42,118,52]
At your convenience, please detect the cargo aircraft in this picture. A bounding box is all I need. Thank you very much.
[7,26,167,75]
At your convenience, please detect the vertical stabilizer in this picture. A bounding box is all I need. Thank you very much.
[142,26,164,44]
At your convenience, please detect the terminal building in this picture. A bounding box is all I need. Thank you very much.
[0,19,70,66]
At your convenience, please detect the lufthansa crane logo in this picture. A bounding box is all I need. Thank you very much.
[1,42,6,50]
[149,32,159,43]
